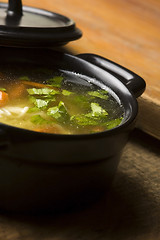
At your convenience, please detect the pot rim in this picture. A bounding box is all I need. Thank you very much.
[0,49,141,141]
[0,84,138,140]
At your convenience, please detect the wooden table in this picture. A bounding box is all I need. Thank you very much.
[0,1,160,239]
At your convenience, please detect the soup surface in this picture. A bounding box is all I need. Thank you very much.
[0,64,124,134]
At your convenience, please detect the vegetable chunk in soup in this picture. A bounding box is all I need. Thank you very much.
[0,64,124,134]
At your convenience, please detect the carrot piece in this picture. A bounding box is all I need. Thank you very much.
[92,126,105,133]
[0,91,9,107]
[21,80,58,91]
[34,125,65,134]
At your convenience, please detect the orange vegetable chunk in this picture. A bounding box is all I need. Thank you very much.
[0,91,9,107]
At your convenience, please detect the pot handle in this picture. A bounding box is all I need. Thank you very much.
[77,53,146,98]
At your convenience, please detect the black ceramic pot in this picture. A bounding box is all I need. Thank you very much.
[0,47,145,213]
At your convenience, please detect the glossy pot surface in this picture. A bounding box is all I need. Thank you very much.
[0,47,145,213]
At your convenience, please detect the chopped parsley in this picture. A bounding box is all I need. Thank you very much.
[27,106,39,113]
[27,88,59,96]
[27,87,59,110]
[71,103,108,126]
[71,114,99,126]
[103,117,123,129]
[47,76,63,88]
[47,101,70,123]
[62,89,73,96]
[29,96,55,109]
[0,88,6,92]
[88,90,108,100]
[90,103,108,117]
[33,98,50,109]
[31,115,47,125]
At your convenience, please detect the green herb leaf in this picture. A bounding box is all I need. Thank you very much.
[47,106,61,119]
[31,115,47,125]
[62,89,73,96]
[47,76,63,88]
[71,114,98,126]
[35,99,50,109]
[27,107,39,113]
[104,117,123,129]
[71,103,108,126]
[91,103,108,117]
[29,96,54,109]
[27,88,59,96]
[47,101,69,122]
[88,90,108,100]
[0,88,6,92]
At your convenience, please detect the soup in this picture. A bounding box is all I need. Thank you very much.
[0,63,124,134]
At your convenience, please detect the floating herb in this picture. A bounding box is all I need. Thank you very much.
[103,117,123,130]
[62,89,73,96]
[47,76,63,88]
[47,101,70,123]
[0,88,6,92]
[31,115,48,125]
[71,103,108,126]
[27,88,59,96]
[88,90,108,100]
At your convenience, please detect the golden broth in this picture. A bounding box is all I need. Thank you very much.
[0,64,124,134]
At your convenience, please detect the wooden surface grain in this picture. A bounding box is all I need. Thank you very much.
[0,1,160,239]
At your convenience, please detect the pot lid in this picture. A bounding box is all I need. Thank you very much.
[0,0,82,48]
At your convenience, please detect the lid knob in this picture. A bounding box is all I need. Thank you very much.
[0,0,82,47]
[6,0,23,25]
